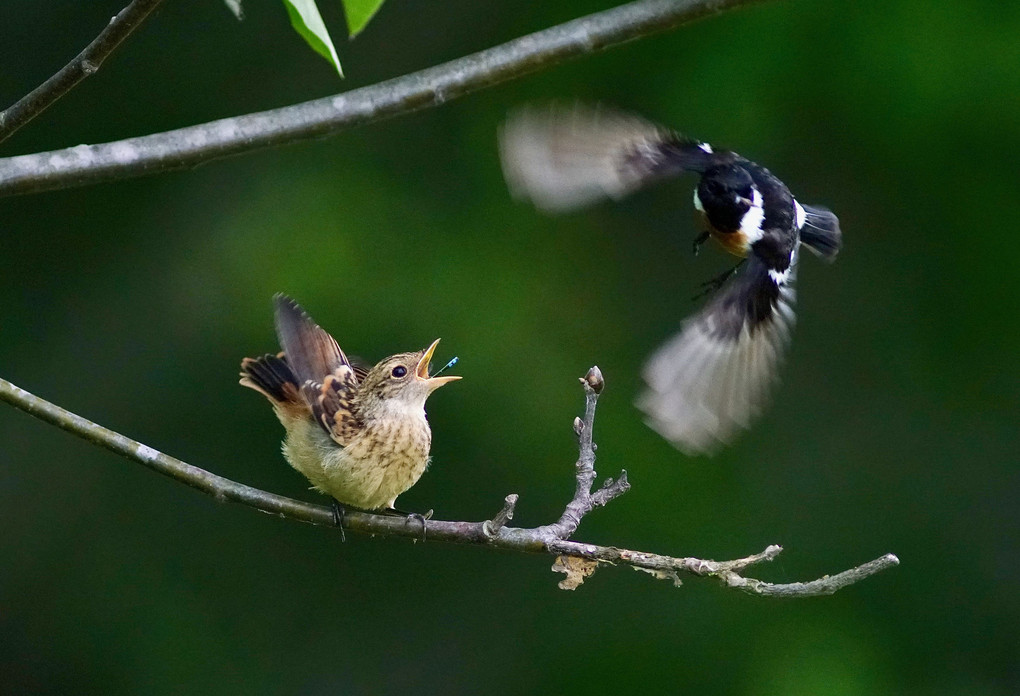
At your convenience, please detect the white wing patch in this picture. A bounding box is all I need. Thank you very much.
[738,187,766,244]
[768,268,790,285]
[794,200,806,230]
[768,243,799,285]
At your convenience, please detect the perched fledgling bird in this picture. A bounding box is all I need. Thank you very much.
[240,294,460,514]
[499,104,841,454]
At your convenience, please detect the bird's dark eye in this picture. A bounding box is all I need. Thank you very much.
[706,180,723,195]
[391,365,408,378]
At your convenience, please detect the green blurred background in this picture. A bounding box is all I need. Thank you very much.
[1,0,1017,693]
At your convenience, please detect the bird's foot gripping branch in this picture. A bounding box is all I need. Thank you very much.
[0,368,898,596]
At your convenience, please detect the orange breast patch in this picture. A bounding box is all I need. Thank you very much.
[711,228,752,257]
[694,210,751,258]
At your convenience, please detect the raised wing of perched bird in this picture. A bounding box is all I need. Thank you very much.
[240,294,460,511]
[499,104,841,454]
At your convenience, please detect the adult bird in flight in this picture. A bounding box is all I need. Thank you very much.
[499,104,841,454]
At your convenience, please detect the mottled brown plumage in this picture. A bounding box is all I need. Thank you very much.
[239,295,460,510]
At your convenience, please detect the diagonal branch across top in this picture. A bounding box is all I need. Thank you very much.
[0,0,766,197]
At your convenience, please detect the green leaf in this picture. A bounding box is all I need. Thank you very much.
[342,0,387,38]
[283,0,343,78]
[222,0,244,21]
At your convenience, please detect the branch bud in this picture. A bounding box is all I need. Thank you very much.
[583,366,605,394]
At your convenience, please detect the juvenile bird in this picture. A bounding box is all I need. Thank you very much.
[499,104,841,454]
[240,295,460,517]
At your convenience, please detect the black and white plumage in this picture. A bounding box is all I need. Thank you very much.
[499,104,841,454]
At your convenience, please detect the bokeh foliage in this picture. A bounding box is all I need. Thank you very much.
[1,0,1017,693]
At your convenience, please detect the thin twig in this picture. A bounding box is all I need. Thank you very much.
[483,494,518,537]
[714,554,902,597]
[0,0,767,197]
[0,371,898,597]
[537,366,629,540]
[0,0,167,145]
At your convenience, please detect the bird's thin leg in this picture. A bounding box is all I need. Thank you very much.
[692,259,747,300]
[331,499,347,543]
[692,230,711,256]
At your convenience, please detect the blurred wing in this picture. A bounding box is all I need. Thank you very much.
[499,104,713,213]
[273,294,361,445]
[638,253,798,455]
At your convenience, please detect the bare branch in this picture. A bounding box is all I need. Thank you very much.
[0,0,167,145]
[483,494,519,537]
[0,0,767,197]
[0,370,898,598]
[714,553,902,597]
[536,366,630,540]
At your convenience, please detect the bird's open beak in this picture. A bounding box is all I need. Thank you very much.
[416,338,461,388]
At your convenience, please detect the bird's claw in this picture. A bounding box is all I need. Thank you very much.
[692,230,710,256]
[382,507,432,542]
[404,512,429,542]
[691,260,746,301]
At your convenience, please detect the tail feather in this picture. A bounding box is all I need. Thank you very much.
[240,352,300,404]
[799,204,841,261]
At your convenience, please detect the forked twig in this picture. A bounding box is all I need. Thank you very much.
[0,369,898,596]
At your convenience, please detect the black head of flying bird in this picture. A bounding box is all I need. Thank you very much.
[499,104,842,454]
